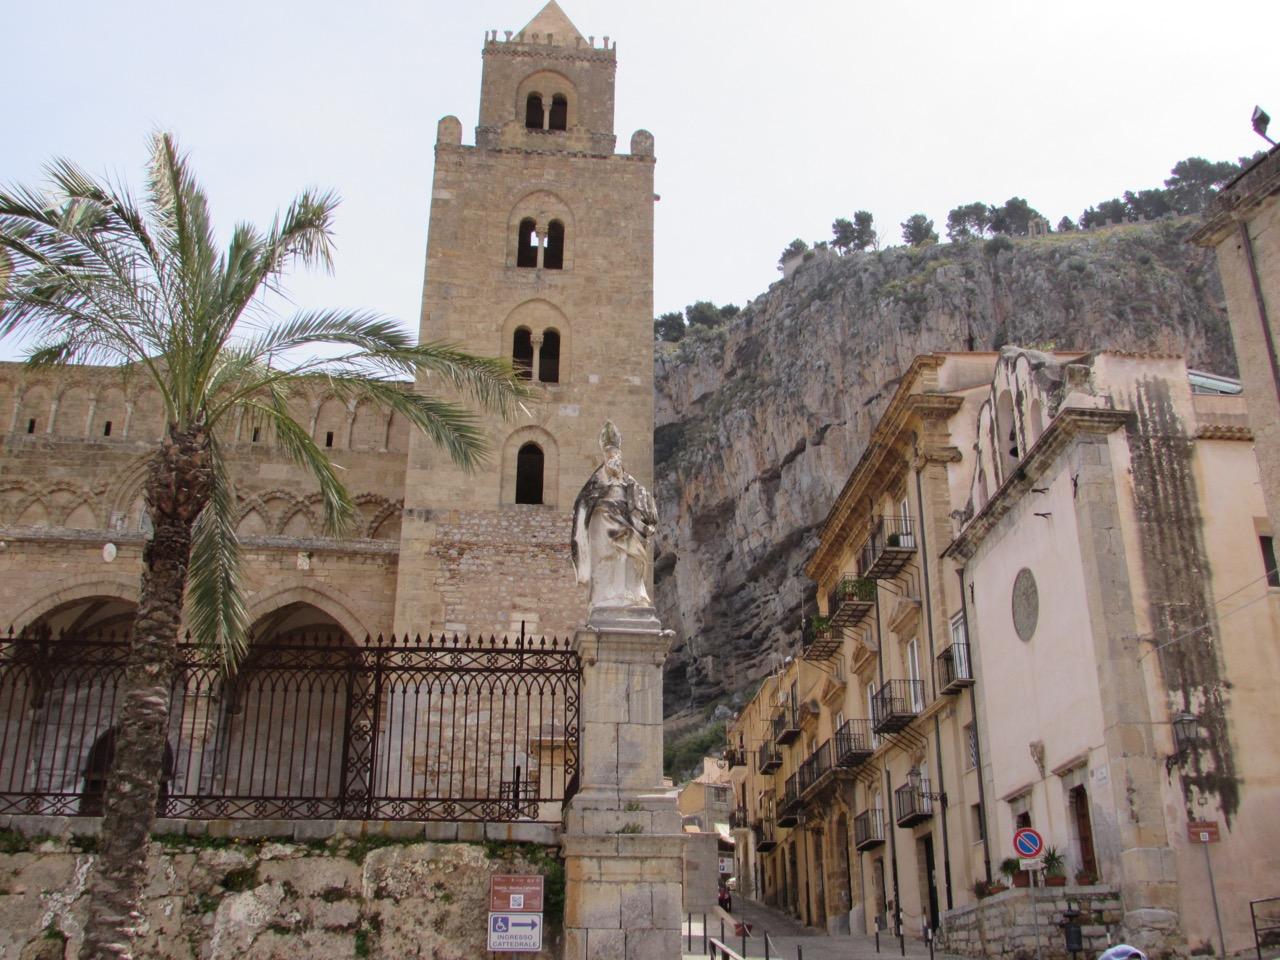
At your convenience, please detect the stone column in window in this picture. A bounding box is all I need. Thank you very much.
[530,334,543,382]
[535,228,547,268]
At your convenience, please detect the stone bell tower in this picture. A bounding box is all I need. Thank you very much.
[393,2,656,638]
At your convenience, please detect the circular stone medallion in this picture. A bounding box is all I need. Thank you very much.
[1012,568,1039,642]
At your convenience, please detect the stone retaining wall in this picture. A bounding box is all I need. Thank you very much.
[0,821,562,960]
[938,884,1125,960]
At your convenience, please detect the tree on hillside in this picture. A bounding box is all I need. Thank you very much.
[655,311,686,342]
[832,217,855,253]
[901,214,938,247]
[719,304,741,321]
[778,238,808,266]
[946,202,991,242]
[1123,188,1174,221]
[1057,216,1077,232]
[686,300,724,328]
[0,134,530,960]
[988,197,1043,236]
[1164,157,1240,214]
[851,211,877,251]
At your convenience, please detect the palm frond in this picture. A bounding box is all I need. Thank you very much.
[243,396,354,537]
[184,445,248,670]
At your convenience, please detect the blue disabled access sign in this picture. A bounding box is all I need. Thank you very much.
[488,912,543,952]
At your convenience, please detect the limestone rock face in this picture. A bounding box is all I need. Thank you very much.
[654,220,1235,717]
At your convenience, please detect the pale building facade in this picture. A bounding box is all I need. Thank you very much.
[729,347,1280,956]
[1191,144,1280,539]
[948,348,1280,956]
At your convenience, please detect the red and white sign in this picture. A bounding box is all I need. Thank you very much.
[1013,827,1044,859]
[490,874,544,913]
[1187,820,1220,844]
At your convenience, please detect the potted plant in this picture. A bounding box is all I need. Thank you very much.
[1043,846,1067,887]
[999,857,1020,889]
[1075,869,1097,886]
[841,576,876,602]
[809,615,833,639]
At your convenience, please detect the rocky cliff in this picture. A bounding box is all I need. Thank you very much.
[653,218,1235,722]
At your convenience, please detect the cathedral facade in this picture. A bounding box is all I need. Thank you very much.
[0,2,655,646]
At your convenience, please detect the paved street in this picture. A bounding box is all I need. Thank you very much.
[682,898,953,960]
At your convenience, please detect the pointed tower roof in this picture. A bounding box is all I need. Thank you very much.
[519,1,585,45]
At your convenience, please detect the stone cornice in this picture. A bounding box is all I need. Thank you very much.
[943,407,1131,562]
[1189,144,1280,246]
[0,527,400,557]
[482,43,617,66]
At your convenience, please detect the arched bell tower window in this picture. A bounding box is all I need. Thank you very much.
[517,218,539,268]
[544,220,565,270]
[549,94,568,131]
[515,443,545,504]
[525,93,545,130]
[512,327,534,380]
[539,329,561,384]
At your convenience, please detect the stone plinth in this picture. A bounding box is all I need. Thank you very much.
[561,611,683,959]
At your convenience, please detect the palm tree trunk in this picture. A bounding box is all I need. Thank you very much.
[79,425,212,960]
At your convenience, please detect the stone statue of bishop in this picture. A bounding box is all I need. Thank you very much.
[570,421,658,616]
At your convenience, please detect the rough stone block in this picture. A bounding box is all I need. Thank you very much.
[627,928,680,960]
[586,928,626,960]
[619,881,653,927]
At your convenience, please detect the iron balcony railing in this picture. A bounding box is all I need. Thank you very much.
[871,679,924,734]
[802,620,843,661]
[725,744,747,768]
[829,575,876,631]
[755,816,779,853]
[758,739,782,774]
[832,719,875,768]
[798,740,832,797]
[772,699,801,746]
[777,773,802,826]
[859,515,917,580]
[936,641,974,694]
[894,780,934,827]
[854,809,885,850]
[729,807,749,829]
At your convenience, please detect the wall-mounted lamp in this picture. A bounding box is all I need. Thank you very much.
[1253,106,1276,146]
[908,765,948,805]
[1166,711,1200,772]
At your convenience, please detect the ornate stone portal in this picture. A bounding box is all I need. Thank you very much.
[561,423,682,959]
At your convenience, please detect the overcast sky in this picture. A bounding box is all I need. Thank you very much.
[4,0,1278,360]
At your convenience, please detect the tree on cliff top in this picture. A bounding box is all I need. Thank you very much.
[655,310,686,342]
[901,214,938,247]
[1164,157,1240,213]
[0,133,530,960]
[778,237,809,265]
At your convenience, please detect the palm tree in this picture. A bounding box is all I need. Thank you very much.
[0,133,530,960]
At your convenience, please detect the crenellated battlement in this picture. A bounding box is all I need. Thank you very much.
[484,28,616,57]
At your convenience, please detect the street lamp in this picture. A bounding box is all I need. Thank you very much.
[1253,106,1276,146]
[907,765,947,805]
[1166,711,1200,772]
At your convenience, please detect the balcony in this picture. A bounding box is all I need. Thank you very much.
[894,780,935,827]
[726,745,747,768]
[832,719,875,768]
[872,679,923,734]
[802,620,843,661]
[755,817,778,853]
[777,773,802,827]
[854,809,885,851]
[773,701,801,746]
[730,807,749,829]
[798,740,833,799]
[859,515,917,580]
[758,739,782,774]
[936,642,974,694]
[830,575,876,631]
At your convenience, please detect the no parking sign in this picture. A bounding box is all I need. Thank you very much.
[1014,827,1044,869]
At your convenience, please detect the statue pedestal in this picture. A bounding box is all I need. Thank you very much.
[561,612,683,960]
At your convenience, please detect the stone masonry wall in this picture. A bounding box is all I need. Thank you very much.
[938,885,1123,960]
[0,821,562,960]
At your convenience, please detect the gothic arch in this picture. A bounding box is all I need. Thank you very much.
[500,426,559,508]
[500,300,571,385]
[53,383,92,437]
[106,454,155,531]
[244,582,372,643]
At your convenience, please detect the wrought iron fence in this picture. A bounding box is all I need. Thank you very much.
[0,628,579,823]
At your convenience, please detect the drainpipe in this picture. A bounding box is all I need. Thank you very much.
[885,764,902,936]
[1238,221,1280,406]
[913,452,953,912]
[958,567,992,884]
